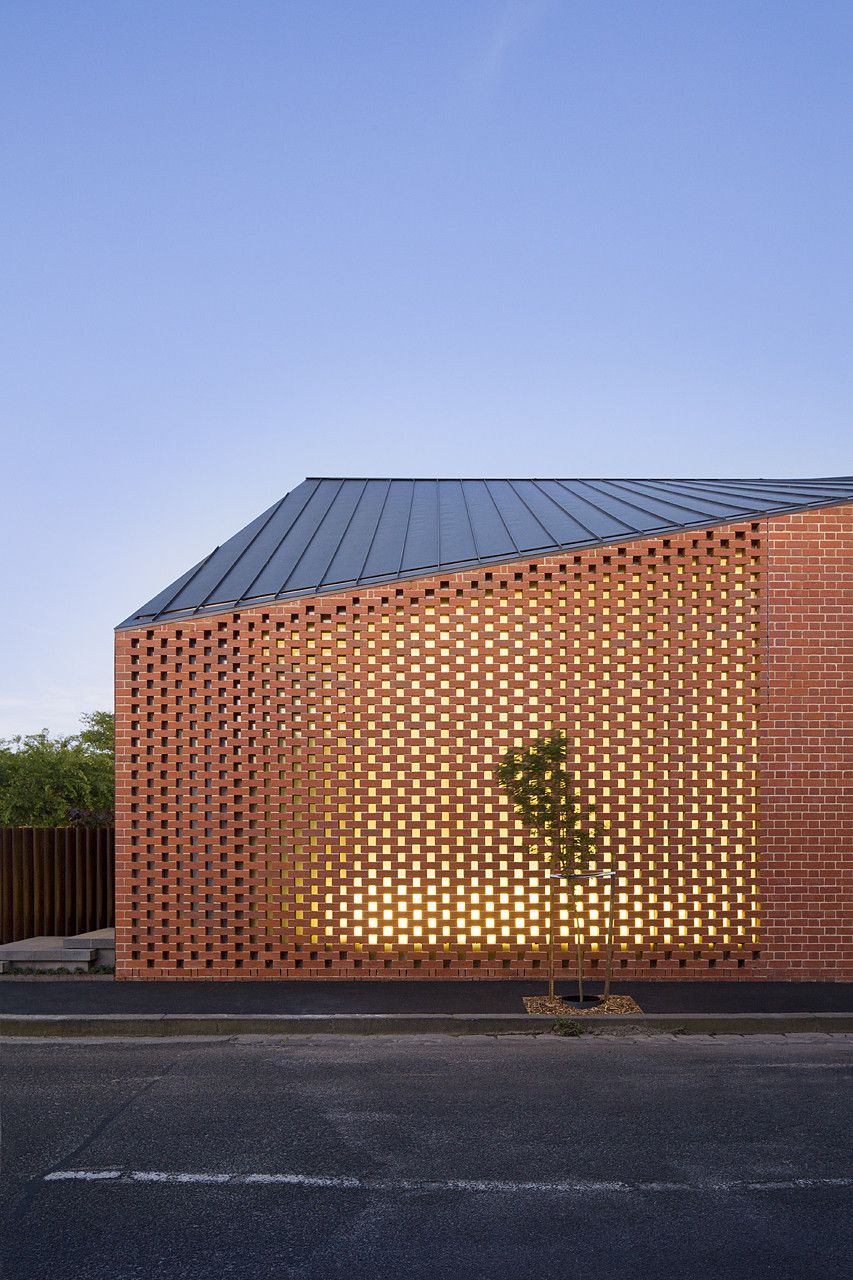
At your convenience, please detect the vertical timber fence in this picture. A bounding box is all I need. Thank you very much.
[0,828,114,946]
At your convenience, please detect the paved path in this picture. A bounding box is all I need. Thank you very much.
[2,977,852,1015]
[2,1034,851,1278]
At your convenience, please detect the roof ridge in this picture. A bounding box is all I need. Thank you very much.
[303,475,853,483]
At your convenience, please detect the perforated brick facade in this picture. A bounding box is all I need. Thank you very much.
[114,505,852,980]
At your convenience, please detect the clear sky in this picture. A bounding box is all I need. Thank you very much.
[2,1,851,738]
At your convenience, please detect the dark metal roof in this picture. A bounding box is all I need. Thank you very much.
[118,476,853,628]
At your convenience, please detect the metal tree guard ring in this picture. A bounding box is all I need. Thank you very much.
[549,869,617,881]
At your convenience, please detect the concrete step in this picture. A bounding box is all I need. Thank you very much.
[0,931,114,973]
[63,928,115,950]
[63,928,115,965]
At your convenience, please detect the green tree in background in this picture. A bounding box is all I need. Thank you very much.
[0,711,114,826]
[77,709,114,755]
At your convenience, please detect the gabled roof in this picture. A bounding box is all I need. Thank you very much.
[118,476,853,627]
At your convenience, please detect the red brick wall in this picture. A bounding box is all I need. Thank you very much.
[116,516,783,980]
[759,505,853,978]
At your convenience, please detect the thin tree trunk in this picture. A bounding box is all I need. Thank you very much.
[548,865,556,1000]
[575,894,584,1003]
[603,870,616,998]
[550,766,566,1003]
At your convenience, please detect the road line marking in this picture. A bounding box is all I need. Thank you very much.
[130,1171,232,1184]
[745,1177,853,1190]
[246,1173,362,1188]
[41,1170,853,1193]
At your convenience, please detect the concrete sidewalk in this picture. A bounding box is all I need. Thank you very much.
[1,978,852,1016]
[2,979,852,1037]
[3,1010,853,1038]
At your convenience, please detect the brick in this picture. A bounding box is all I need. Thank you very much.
[113,507,853,981]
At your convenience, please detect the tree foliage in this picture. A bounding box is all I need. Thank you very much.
[0,711,114,826]
[77,710,114,755]
[496,732,596,874]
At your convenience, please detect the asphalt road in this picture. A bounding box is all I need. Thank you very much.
[2,1033,851,1279]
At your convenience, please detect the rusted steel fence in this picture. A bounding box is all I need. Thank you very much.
[0,827,114,945]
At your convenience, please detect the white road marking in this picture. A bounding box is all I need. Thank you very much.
[42,1170,853,1193]
[762,1064,853,1070]
[246,1173,362,1188]
[746,1178,853,1190]
[130,1171,232,1184]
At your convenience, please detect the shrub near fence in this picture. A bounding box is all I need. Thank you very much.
[0,827,114,945]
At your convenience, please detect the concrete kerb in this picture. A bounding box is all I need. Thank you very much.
[2,1012,853,1038]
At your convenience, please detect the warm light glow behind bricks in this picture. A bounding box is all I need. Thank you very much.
[115,516,774,980]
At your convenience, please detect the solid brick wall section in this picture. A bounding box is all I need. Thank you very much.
[760,506,853,978]
[115,519,767,980]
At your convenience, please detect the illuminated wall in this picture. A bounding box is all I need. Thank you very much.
[115,513,778,980]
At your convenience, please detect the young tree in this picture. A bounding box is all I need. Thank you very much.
[497,733,596,1000]
[0,711,114,826]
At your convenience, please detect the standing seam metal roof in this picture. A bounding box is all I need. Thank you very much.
[118,476,853,627]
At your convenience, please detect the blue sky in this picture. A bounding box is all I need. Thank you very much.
[2,1,851,737]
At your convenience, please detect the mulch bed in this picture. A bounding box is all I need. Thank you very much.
[523,993,643,1016]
